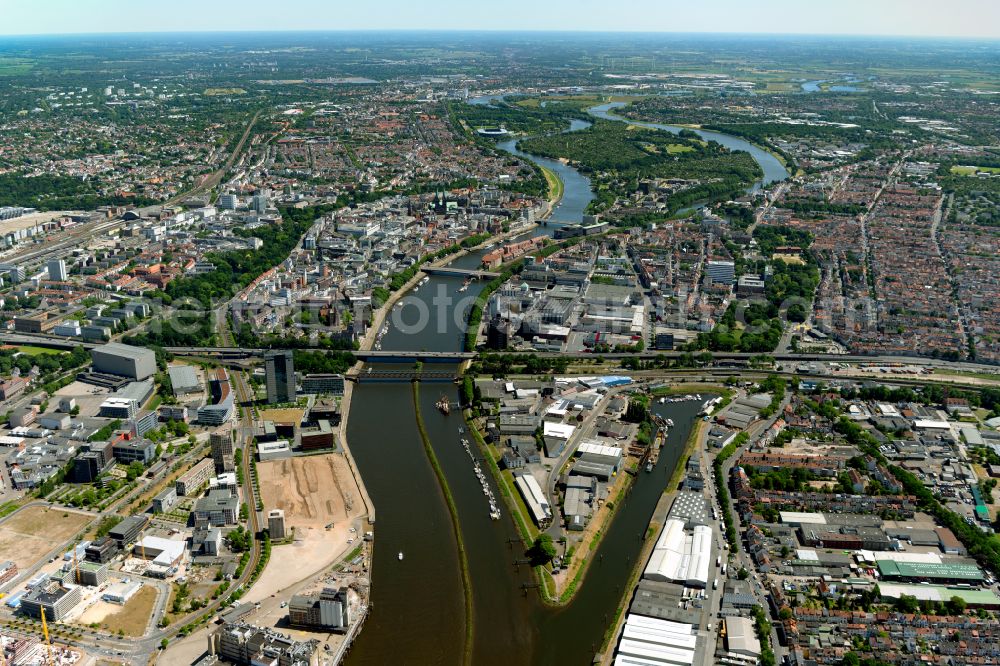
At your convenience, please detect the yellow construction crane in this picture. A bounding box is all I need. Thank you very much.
[71,550,80,586]
[40,607,54,666]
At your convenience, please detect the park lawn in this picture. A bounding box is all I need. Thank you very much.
[16,346,62,356]
[951,165,1000,176]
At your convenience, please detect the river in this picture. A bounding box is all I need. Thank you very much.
[343,96,785,665]
[346,363,709,665]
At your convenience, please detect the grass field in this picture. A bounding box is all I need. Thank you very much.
[951,165,1000,176]
[932,368,1000,383]
[16,345,62,356]
[204,88,247,96]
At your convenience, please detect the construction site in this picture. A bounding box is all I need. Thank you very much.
[250,452,368,604]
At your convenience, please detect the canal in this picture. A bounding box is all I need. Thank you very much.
[344,97,785,665]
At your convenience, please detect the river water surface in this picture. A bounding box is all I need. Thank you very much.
[343,96,783,665]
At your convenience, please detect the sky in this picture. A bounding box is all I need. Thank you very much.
[1,0,999,39]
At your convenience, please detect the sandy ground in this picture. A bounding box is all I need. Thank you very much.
[249,453,366,602]
[160,630,207,665]
[0,506,92,571]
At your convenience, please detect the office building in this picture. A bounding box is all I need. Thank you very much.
[264,351,295,405]
[300,420,334,451]
[112,438,156,464]
[67,561,109,587]
[705,260,736,286]
[102,580,142,605]
[193,527,222,556]
[209,473,239,497]
[211,430,235,473]
[130,410,159,438]
[20,578,82,621]
[152,487,178,513]
[268,509,286,540]
[90,343,156,381]
[197,368,235,425]
[108,515,148,549]
[47,259,68,281]
[301,373,345,396]
[218,193,239,210]
[84,537,120,564]
[99,396,137,420]
[213,622,317,666]
[193,489,240,527]
[158,404,189,423]
[251,194,267,214]
[175,458,214,496]
[257,440,292,461]
[74,451,109,483]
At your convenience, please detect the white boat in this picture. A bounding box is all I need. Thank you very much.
[658,397,665,404]
[398,551,404,561]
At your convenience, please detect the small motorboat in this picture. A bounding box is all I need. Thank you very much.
[398,552,404,561]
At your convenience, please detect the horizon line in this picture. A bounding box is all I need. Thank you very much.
[1,28,999,41]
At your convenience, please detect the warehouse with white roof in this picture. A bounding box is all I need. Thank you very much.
[643,518,712,588]
[514,472,552,528]
[614,613,697,666]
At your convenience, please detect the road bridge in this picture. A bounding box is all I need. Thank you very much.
[348,370,459,383]
[422,267,500,279]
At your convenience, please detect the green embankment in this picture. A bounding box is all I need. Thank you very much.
[413,384,474,666]
[539,164,563,205]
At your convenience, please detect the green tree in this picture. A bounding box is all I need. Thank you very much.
[528,534,557,566]
[125,461,145,482]
[895,594,919,614]
[946,595,967,616]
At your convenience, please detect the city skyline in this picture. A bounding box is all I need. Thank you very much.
[1,0,1000,39]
